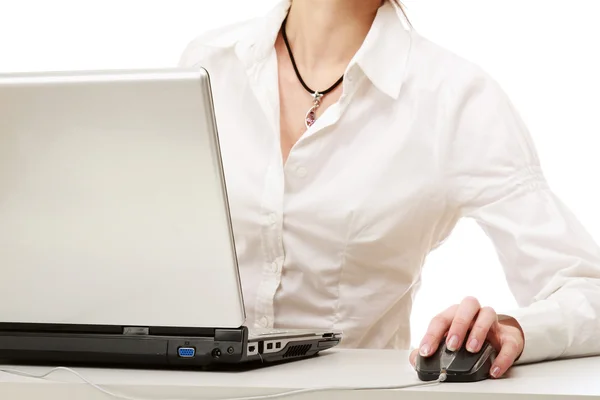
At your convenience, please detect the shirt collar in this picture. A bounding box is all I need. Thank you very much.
[353,1,412,99]
[231,0,411,99]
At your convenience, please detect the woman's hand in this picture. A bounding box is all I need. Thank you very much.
[409,296,525,378]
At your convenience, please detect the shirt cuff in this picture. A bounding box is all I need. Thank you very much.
[498,299,567,365]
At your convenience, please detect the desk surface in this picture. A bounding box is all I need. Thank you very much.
[1,349,599,400]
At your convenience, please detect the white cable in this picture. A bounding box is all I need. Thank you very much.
[0,366,445,400]
[1,367,144,400]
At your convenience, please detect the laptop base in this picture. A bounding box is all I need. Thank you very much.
[0,323,340,369]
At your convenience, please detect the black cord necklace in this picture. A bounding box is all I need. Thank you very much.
[281,17,344,128]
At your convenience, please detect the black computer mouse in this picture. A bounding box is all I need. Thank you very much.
[415,337,497,382]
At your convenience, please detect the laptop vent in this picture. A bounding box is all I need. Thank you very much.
[282,344,311,358]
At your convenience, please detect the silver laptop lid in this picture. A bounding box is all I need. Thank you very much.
[0,68,246,329]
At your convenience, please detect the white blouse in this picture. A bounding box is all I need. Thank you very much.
[179,0,600,364]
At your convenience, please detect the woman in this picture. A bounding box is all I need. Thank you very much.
[179,0,600,378]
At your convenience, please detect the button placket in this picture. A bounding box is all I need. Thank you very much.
[254,158,285,330]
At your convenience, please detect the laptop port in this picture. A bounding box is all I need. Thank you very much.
[248,345,256,353]
[177,347,196,358]
[211,348,222,359]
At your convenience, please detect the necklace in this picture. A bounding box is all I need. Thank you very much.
[281,17,344,128]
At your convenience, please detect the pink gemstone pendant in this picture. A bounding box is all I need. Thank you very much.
[305,106,317,128]
[305,91,322,129]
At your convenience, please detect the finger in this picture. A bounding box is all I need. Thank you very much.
[490,336,521,378]
[409,349,418,367]
[419,305,457,357]
[446,296,481,351]
[465,306,497,353]
[486,319,503,351]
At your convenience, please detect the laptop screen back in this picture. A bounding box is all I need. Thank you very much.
[0,68,245,329]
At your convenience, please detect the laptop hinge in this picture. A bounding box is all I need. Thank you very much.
[123,327,149,336]
[214,327,248,343]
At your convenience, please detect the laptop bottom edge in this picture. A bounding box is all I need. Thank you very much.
[0,325,341,370]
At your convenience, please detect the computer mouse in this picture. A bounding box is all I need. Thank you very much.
[415,337,497,382]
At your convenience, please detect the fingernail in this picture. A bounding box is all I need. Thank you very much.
[419,344,431,356]
[447,335,459,351]
[467,338,479,352]
[491,366,501,378]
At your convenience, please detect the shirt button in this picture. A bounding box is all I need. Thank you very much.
[268,213,277,225]
[270,261,279,273]
[296,167,307,178]
[258,316,269,328]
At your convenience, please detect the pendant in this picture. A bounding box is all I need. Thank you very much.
[305,92,323,129]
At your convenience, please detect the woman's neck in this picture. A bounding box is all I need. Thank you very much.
[284,0,382,71]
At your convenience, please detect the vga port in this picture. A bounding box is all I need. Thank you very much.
[177,347,196,358]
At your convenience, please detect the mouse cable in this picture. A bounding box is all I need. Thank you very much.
[0,366,446,400]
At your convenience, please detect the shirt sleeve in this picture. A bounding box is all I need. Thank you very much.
[445,69,600,365]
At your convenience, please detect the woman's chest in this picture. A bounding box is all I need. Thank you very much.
[212,78,454,260]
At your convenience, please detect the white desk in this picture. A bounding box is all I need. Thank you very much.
[0,349,598,400]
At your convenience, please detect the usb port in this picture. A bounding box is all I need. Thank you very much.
[177,347,196,358]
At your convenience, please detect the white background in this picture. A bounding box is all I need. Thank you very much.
[1,0,599,348]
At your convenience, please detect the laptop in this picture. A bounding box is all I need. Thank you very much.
[0,68,341,368]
